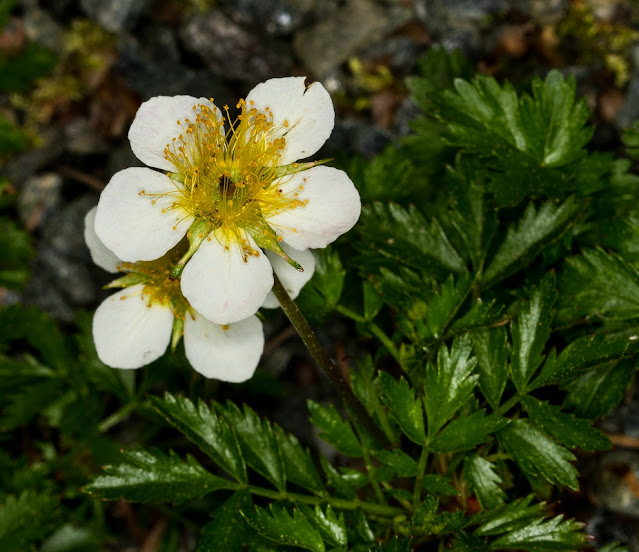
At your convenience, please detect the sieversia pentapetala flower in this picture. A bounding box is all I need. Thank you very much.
[92,77,361,326]
[84,207,264,382]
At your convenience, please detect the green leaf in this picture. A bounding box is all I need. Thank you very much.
[272,425,325,495]
[474,495,545,536]
[218,402,286,491]
[373,449,418,477]
[473,326,509,410]
[244,505,325,552]
[482,198,581,286]
[511,272,557,393]
[84,449,237,503]
[431,70,592,206]
[39,524,102,552]
[0,118,29,156]
[421,474,458,496]
[521,396,610,451]
[0,43,57,93]
[357,202,466,280]
[558,249,639,321]
[307,400,362,457]
[301,248,345,310]
[490,514,586,551]
[378,372,426,445]
[0,491,58,552]
[497,420,578,490]
[429,411,507,453]
[536,333,639,387]
[622,119,639,160]
[149,394,247,483]
[422,273,474,340]
[298,504,347,548]
[369,536,413,552]
[197,491,252,552]
[563,359,635,419]
[464,454,506,509]
[424,334,478,438]
[445,157,497,272]
[362,280,384,321]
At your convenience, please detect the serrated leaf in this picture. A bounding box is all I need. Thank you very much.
[622,119,639,160]
[536,333,639,387]
[218,402,286,491]
[521,396,610,451]
[474,496,545,536]
[84,449,237,503]
[429,411,507,453]
[39,524,102,552]
[558,249,639,321]
[369,536,413,552]
[373,449,418,477]
[244,505,324,552]
[464,454,506,510]
[431,70,592,206]
[497,420,578,490]
[197,491,252,552]
[298,504,347,548]
[421,474,457,496]
[424,334,478,438]
[357,202,466,280]
[473,326,509,410]
[422,273,474,340]
[272,425,325,495]
[563,359,635,419]
[320,456,356,499]
[482,199,580,286]
[149,394,247,483]
[490,514,586,551]
[511,272,557,393]
[305,248,345,308]
[378,372,425,445]
[308,401,362,457]
[362,280,384,321]
[446,157,497,272]
[0,491,58,552]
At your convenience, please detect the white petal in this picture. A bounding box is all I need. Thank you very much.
[184,311,264,382]
[94,167,194,262]
[262,244,315,308]
[84,206,122,273]
[128,95,219,171]
[92,284,173,369]
[267,166,361,250]
[181,229,273,325]
[245,77,334,165]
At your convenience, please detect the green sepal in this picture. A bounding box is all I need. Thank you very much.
[171,218,215,280]
[170,316,184,352]
[104,273,146,289]
[273,159,330,178]
[246,217,303,271]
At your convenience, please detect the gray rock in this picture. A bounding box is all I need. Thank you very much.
[22,3,65,52]
[116,29,234,103]
[592,450,639,517]
[616,73,639,130]
[180,10,292,83]
[80,0,153,32]
[17,173,63,231]
[508,0,568,25]
[65,118,110,155]
[323,119,393,159]
[294,0,412,78]
[218,0,315,35]
[4,128,66,186]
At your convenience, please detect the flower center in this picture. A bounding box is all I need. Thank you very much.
[120,243,188,314]
[162,99,307,243]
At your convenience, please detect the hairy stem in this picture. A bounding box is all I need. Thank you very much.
[271,273,389,446]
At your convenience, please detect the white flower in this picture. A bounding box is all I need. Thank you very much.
[85,208,264,382]
[93,77,361,325]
